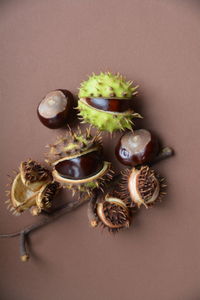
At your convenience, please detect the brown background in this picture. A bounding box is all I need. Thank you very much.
[0,1,200,299]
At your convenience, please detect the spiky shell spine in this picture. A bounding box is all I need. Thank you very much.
[6,159,60,216]
[20,160,52,191]
[77,72,141,132]
[120,166,167,208]
[45,127,113,196]
[45,127,102,164]
[35,181,60,215]
[78,72,138,98]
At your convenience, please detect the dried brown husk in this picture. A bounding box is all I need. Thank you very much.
[5,160,60,216]
[96,195,130,232]
[120,166,167,208]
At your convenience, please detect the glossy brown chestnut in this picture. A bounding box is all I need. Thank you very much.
[85,97,131,112]
[37,89,73,129]
[115,129,159,166]
[54,151,104,180]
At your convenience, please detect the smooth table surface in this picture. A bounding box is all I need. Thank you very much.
[0,1,200,299]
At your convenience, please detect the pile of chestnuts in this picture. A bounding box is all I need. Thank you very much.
[3,72,174,261]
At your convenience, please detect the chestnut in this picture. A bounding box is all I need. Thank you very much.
[115,129,159,166]
[54,151,104,180]
[85,97,131,113]
[46,127,113,195]
[37,89,73,129]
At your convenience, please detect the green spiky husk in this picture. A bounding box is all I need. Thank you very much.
[78,100,141,132]
[77,72,141,132]
[78,72,138,98]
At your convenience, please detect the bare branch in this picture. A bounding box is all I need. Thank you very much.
[0,193,91,261]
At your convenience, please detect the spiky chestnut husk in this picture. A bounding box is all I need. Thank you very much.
[45,127,113,195]
[120,166,167,208]
[20,159,52,191]
[45,126,102,164]
[96,195,130,232]
[33,181,61,216]
[5,160,60,216]
[77,72,141,132]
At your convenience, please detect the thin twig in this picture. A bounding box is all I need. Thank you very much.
[0,232,21,238]
[149,146,174,166]
[0,201,78,239]
[87,191,99,227]
[20,232,29,262]
[0,193,91,261]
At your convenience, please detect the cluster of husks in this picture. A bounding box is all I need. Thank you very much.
[6,128,167,233]
[6,159,60,216]
[5,72,169,233]
[89,165,166,232]
[1,71,174,265]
